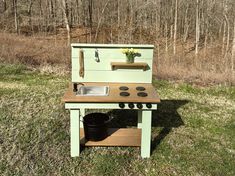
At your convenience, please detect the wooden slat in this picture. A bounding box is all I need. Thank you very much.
[71,48,153,62]
[80,128,141,147]
[72,70,152,83]
[71,72,152,83]
[71,46,154,83]
[72,58,153,71]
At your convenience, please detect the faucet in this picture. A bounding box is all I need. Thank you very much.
[73,82,84,92]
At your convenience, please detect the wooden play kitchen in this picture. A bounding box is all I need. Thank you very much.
[62,44,160,158]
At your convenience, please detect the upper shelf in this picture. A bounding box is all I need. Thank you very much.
[111,62,148,71]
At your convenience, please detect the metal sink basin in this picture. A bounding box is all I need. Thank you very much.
[76,86,109,96]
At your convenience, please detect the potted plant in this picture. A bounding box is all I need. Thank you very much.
[121,48,139,63]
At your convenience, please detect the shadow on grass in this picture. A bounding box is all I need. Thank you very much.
[108,100,187,127]
[107,99,188,152]
[151,100,188,152]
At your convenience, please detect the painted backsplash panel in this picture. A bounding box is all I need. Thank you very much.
[71,44,154,83]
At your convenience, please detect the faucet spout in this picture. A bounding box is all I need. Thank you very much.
[73,83,84,92]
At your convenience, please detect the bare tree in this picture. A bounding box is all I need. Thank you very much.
[27,0,33,31]
[2,0,7,12]
[88,0,93,42]
[60,0,70,45]
[165,21,168,53]
[222,21,226,56]
[1,0,235,78]
[183,3,189,42]
[195,0,200,56]
[94,0,110,42]
[13,0,19,34]
[173,0,178,55]
[223,1,230,63]
[232,20,235,72]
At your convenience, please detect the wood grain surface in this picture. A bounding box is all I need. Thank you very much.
[111,62,148,71]
[80,128,141,147]
[62,82,161,103]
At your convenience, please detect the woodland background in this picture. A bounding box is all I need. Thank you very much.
[1,2,235,175]
[1,0,235,85]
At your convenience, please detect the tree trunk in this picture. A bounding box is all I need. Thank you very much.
[94,0,110,42]
[195,0,200,56]
[183,3,189,42]
[155,0,160,41]
[232,20,235,72]
[170,25,173,41]
[75,0,79,24]
[3,0,7,12]
[223,13,230,61]
[27,0,33,31]
[165,21,168,53]
[222,21,226,57]
[61,0,70,46]
[39,0,42,32]
[204,25,208,60]
[13,0,19,34]
[117,0,120,42]
[88,0,93,42]
[173,0,178,55]
[203,1,208,61]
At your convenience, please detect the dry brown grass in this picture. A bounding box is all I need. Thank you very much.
[0,32,70,70]
[0,31,234,85]
[153,39,235,85]
[155,64,235,86]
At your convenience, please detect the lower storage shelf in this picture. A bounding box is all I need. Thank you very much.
[80,128,141,147]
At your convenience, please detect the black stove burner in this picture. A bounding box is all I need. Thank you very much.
[137,92,148,97]
[120,92,130,97]
[119,86,129,91]
[136,86,146,91]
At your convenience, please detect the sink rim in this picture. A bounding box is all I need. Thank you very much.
[76,86,109,96]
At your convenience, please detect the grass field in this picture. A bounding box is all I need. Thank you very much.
[0,63,235,176]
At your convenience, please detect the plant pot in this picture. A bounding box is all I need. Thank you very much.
[126,54,135,63]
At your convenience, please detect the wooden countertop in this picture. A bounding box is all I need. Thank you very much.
[62,82,161,103]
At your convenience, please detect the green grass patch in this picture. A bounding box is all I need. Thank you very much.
[0,63,27,75]
[0,63,235,175]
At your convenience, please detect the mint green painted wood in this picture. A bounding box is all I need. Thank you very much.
[71,58,79,70]
[71,43,154,48]
[71,47,79,58]
[72,48,153,60]
[72,70,152,83]
[137,111,142,129]
[79,109,85,128]
[69,43,155,158]
[72,58,153,71]
[71,44,154,83]
[65,103,157,110]
[141,110,152,158]
[66,103,156,158]
[70,110,80,157]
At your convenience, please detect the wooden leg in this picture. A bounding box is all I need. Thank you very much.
[141,110,152,158]
[137,110,142,129]
[70,109,80,157]
[79,108,85,128]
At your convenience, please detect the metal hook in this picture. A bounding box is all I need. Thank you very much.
[95,49,100,62]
